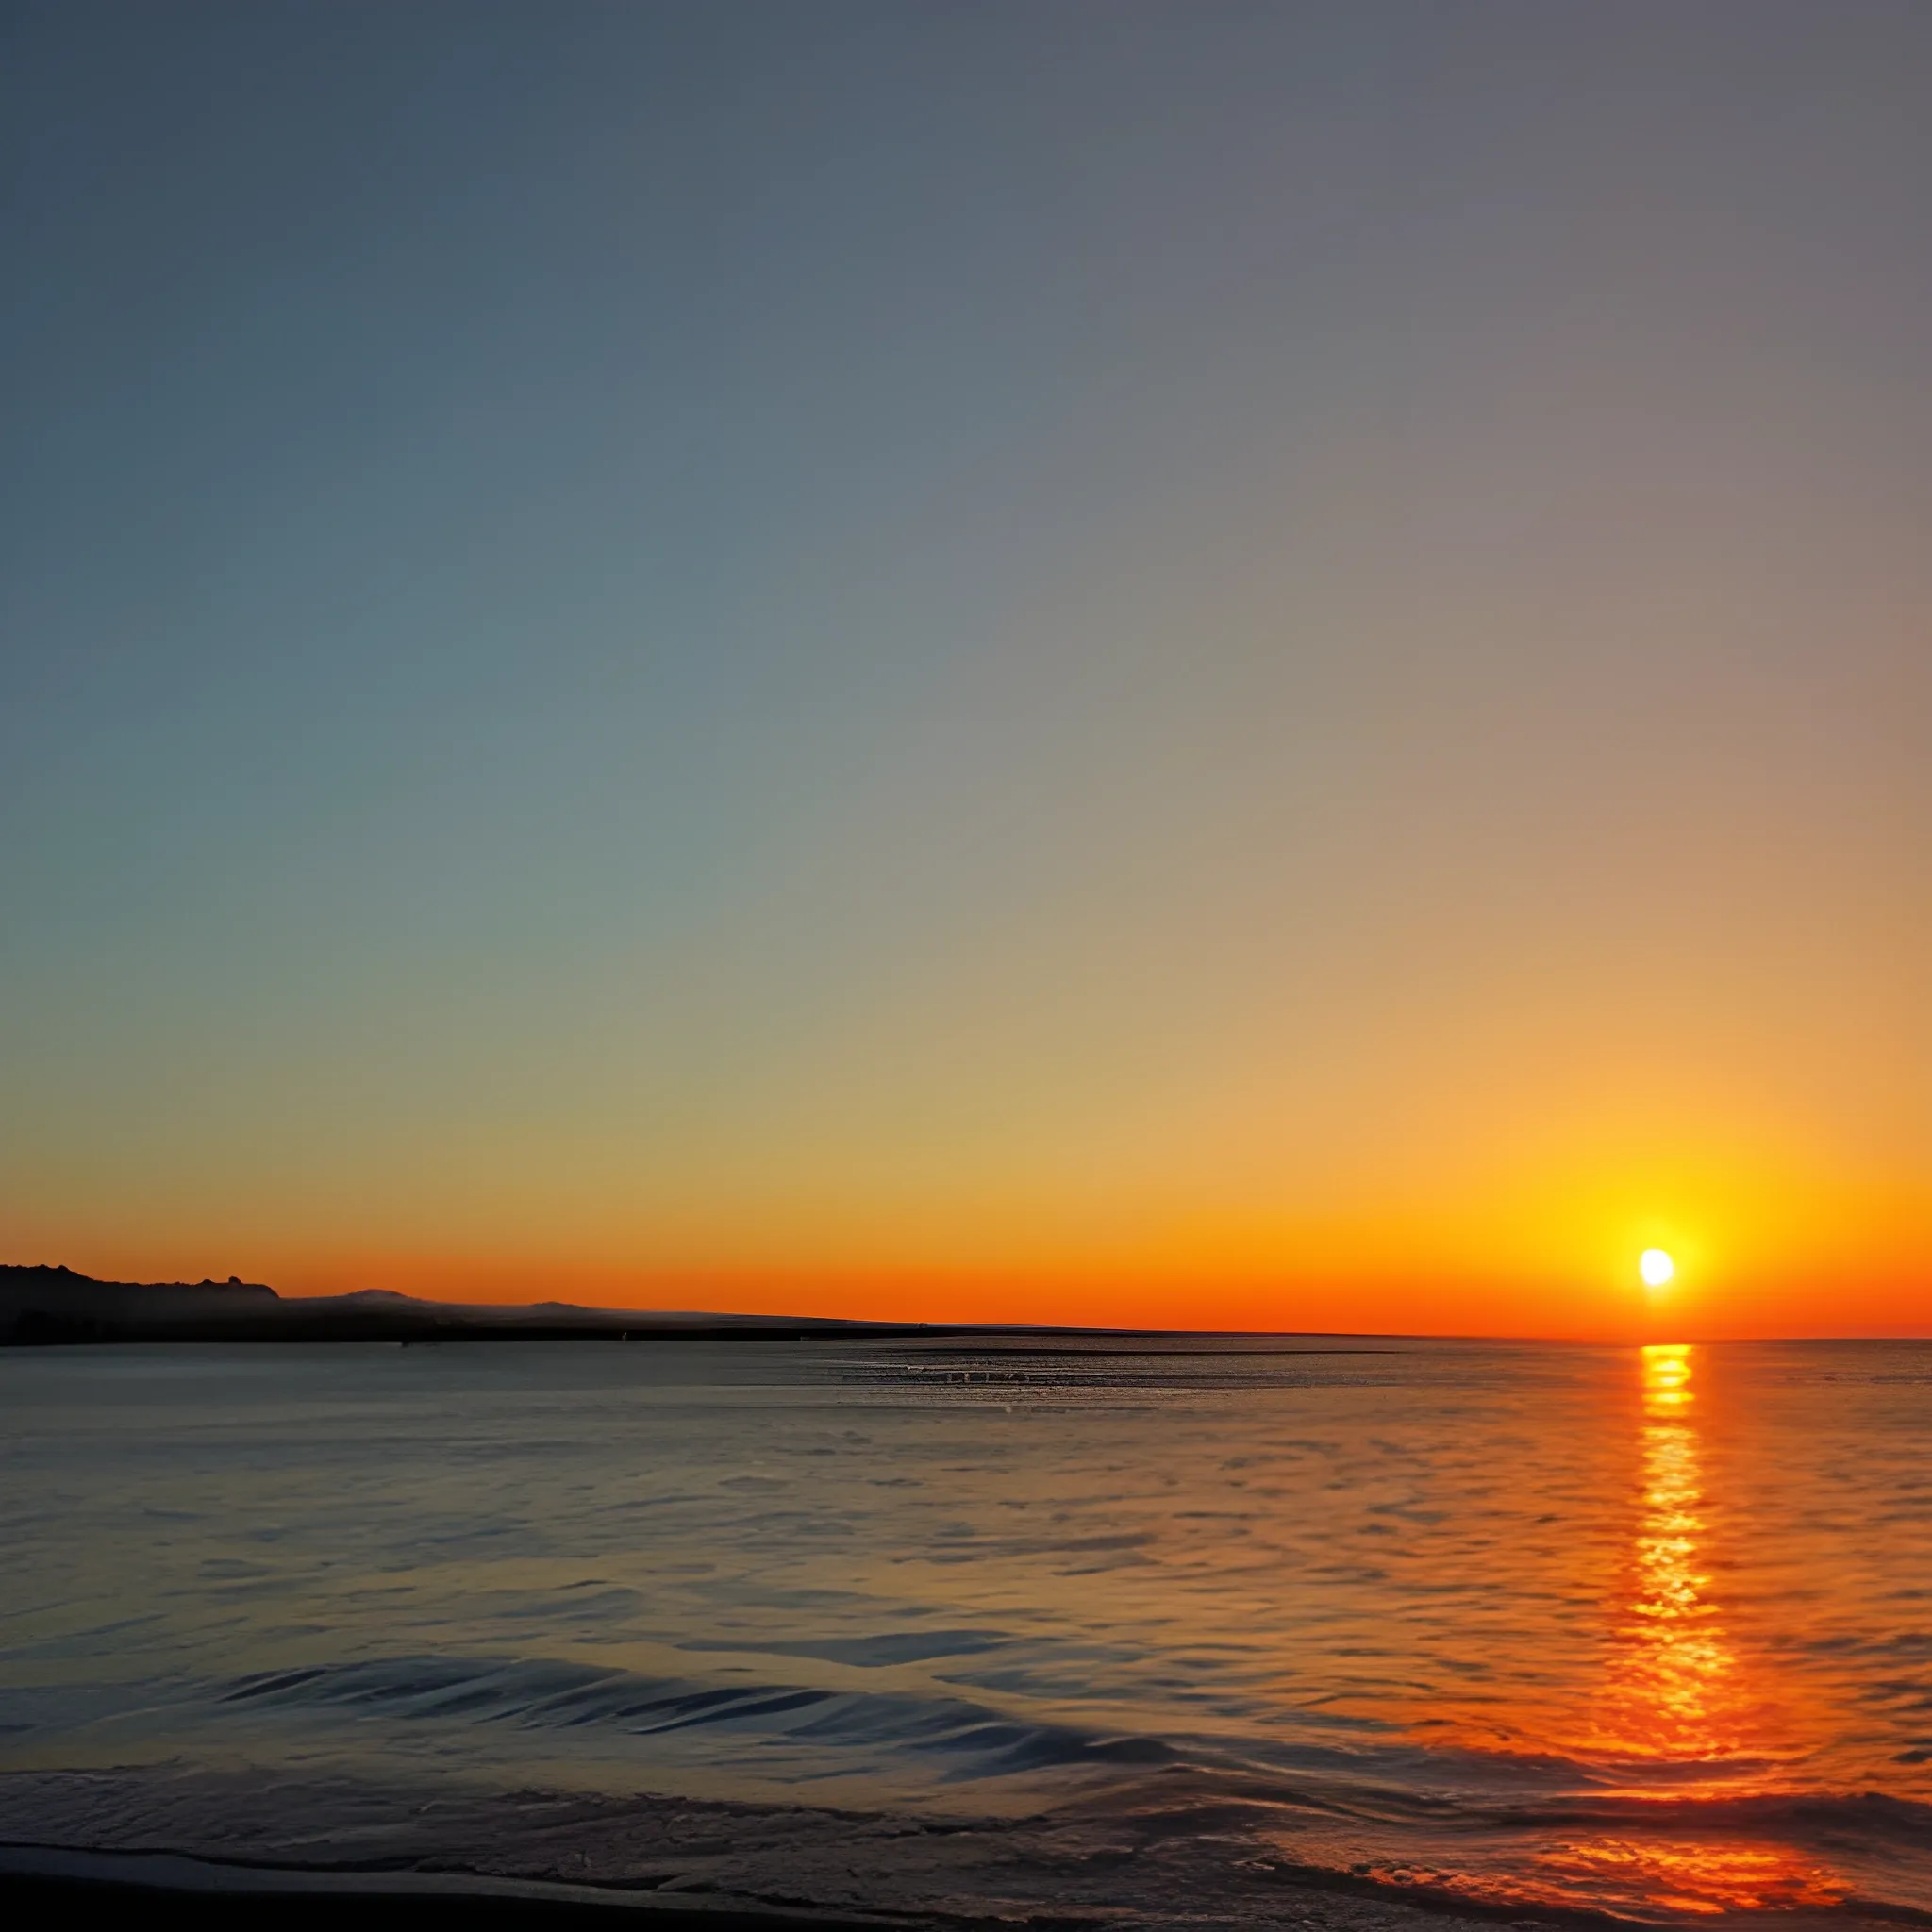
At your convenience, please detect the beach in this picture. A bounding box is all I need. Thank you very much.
[0,1768,1612,1930]
[11,1772,1900,1932]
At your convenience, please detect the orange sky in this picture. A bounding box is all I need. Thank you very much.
[4,8,1927,1337]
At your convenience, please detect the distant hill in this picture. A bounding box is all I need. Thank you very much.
[1,1263,280,1341]
[0,1264,923,1344]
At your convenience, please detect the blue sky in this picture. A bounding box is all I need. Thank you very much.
[3,3,1927,1328]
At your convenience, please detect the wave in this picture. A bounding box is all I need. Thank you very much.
[213,1654,1932,1845]
[0,1653,1901,1920]
[219,1653,1184,1779]
[208,1651,1529,1799]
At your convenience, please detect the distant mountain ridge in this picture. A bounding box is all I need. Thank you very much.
[0,1264,908,1344]
[2,1263,281,1341]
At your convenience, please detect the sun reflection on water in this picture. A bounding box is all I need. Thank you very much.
[1527,1345,1842,1916]
[1380,1343,1845,1919]
[1588,1343,1745,1763]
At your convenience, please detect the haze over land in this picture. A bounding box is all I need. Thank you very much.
[3,3,1927,1337]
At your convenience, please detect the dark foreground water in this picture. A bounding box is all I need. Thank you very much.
[2,1337,1928,1923]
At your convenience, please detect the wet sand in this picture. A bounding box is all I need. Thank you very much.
[0,1769,1542,1932]
[2,1769,1915,1932]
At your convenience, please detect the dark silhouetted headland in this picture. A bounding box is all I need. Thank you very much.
[0,1265,935,1345]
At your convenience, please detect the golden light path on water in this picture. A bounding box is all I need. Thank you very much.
[1384,1345,1845,1919]
[1524,1344,1840,1919]
[1593,1344,1742,1764]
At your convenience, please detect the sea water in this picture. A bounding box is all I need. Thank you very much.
[2,1336,1928,1918]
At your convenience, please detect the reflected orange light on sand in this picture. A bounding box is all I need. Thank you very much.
[1376,1837,1845,1920]
[1508,1840,1840,1919]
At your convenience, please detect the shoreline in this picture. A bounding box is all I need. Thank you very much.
[4,1771,1919,1932]
[0,1840,1587,1932]
[1,1840,1915,1932]
[0,1844,904,1928]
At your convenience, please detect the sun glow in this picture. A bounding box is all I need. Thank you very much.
[1640,1248,1675,1290]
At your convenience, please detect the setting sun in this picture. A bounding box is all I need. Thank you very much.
[1640,1249,1676,1290]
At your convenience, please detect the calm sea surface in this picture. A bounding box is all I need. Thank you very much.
[2,1337,1928,1918]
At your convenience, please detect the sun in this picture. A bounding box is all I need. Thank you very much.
[1640,1248,1675,1290]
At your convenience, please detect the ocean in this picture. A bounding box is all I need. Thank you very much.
[2,1336,1928,1923]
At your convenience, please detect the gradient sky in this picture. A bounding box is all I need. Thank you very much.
[4,1,1927,1337]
